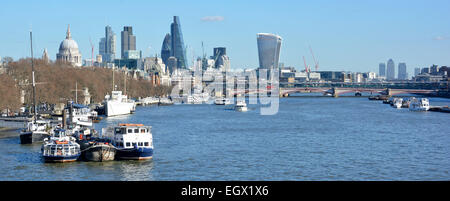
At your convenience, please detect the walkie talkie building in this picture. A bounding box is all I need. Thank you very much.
[257,33,282,70]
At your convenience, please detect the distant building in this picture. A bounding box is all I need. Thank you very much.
[170,16,188,69]
[99,25,116,63]
[167,56,178,74]
[386,59,395,80]
[398,62,408,80]
[213,47,230,72]
[161,33,171,65]
[56,25,82,67]
[421,67,430,74]
[121,26,136,59]
[430,64,440,74]
[379,63,386,77]
[42,48,49,63]
[414,67,421,76]
[257,33,282,71]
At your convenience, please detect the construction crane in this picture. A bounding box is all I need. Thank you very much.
[303,56,310,73]
[309,46,319,72]
[89,38,94,66]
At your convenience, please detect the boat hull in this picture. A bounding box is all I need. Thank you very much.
[20,132,50,144]
[43,154,80,163]
[116,147,153,160]
[105,101,135,117]
[83,145,116,162]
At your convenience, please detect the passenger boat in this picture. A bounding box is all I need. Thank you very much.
[20,120,53,144]
[74,128,116,162]
[102,123,153,160]
[41,128,80,163]
[409,97,430,111]
[235,100,248,112]
[214,97,232,105]
[104,91,136,117]
[392,98,403,109]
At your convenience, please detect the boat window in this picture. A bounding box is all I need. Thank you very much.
[134,129,139,133]
[126,142,131,147]
[138,142,143,146]
[132,142,136,147]
[128,129,133,133]
[115,128,122,134]
[144,142,149,147]
[141,129,146,133]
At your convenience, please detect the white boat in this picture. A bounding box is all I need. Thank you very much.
[235,100,248,112]
[392,98,403,109]
[214,97,232,105]
[20,120,53,144]
[68,103,96,127]
[41,128,80,163]
[409,97,430,111]
[102,123,153,160]
[104,91,136,117]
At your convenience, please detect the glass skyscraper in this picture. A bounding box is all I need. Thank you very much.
[99,25,116,63]
[257,33,282,70]
[170,16,188,69]
[398,62,408,80]
[379,63,386,77]
[386,59,395,80]
[161,33,172,66]
[121,26,136,59]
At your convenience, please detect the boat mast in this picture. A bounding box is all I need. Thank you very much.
[30,31,37,123]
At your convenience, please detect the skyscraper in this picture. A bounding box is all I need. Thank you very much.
[213,47,230,72]
[398,62,407,80]
[121,26,136,59]
[170,16,188,69]
[414,67,421,76]
[386,59,395,80]
[379,63,386,77]
[99,25,116,63]
[161,33,172,65]
[257,33,282,70]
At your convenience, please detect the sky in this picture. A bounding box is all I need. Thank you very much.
[0,0,449,76]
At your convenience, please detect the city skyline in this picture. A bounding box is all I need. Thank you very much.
[1,0,449,75]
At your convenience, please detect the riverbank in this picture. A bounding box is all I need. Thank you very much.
[0,127,19,139]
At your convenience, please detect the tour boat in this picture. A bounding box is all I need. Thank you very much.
[41,128,80,163]
[104,91,136,117]
[214,97,232,105]
[235,100,248,112]
[74,128,116,162]
[409,97,430,111]
[102,123,153,160]
[392,98,403,109]
[20,120,53,144]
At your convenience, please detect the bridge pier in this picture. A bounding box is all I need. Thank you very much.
[332,87,339,98]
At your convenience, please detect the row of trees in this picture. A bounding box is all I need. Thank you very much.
[0,58,173,111]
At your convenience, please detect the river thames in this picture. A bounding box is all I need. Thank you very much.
[0,95,449,181]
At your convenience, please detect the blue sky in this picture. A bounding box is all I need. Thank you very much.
[1,0,449,75]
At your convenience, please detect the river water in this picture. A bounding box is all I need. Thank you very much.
[1,96,449,180]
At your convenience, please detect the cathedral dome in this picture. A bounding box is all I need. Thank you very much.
[56,25,82,67]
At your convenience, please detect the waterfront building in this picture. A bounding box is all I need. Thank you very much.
[318,71,345,82]
[379,63,386,77]
[56,25,82,67]
[170,16,188,69]
[398,62,408,80]
[386,59,395,80]
[414,67,421,76]
[121,26,136,59]
[99,26,116,63]
[257,33,282,70]
[161,33,172,65]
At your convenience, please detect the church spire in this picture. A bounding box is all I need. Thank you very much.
[66,24,71,39]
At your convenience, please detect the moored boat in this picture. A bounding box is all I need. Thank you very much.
[392,98,403,109]
[41,128,80,163]
[214,97,232,105]
[104,91,136,117]
[102,123,153,160]
[235,100,248,112]
[409,97,430,111]
[20,120,53,144]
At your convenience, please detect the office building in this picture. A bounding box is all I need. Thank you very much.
[386,59,395,80]
[257,33,282,71]
[379,63,386,77]
[170,16,188,69]
[121,26,136,59]
[398,62,408,80]
[99,25,116,63]
[414,67,421,76]
[161,33,172,65]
